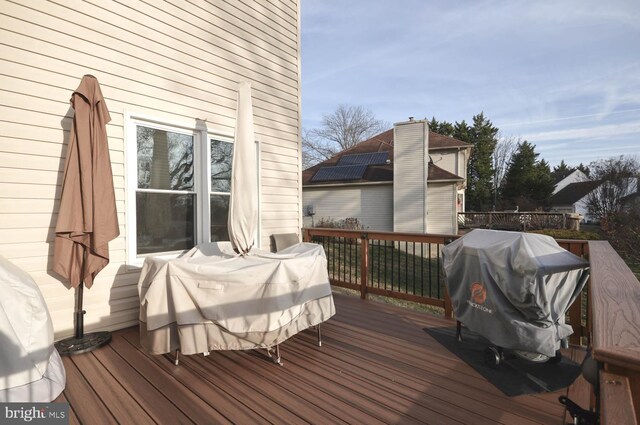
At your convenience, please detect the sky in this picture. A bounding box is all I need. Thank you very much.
[300,0,640,168]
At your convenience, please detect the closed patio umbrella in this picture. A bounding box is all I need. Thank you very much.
[53,74,119,355]
[228,81,258,254]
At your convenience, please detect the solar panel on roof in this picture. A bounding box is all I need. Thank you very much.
[338,152,388,166]
[311,165,368,182]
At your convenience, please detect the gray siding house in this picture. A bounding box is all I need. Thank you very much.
[303,119,471,234]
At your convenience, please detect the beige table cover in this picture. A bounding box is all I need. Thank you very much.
[138,242,335,354]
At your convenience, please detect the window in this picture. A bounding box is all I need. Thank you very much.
[135,127,196,255]
[126,115,256,264]
[210,139,233,241]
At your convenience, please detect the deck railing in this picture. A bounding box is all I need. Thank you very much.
[302,227,589,344]
[458,211,579,231]
[587,241,640,424]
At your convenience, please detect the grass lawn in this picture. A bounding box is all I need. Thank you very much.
[315,238,446,300]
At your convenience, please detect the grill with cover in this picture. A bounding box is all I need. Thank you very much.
[441,229,589,361]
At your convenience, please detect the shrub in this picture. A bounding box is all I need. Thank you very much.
[602,206,640,268]
[529,229,602,240]
[315,217,367,230]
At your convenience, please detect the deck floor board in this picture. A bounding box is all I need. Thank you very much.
[57,293,581,424]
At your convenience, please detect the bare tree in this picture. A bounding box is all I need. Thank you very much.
[302,104,388,168]
[491,133,519,209]
[584,155,640,220]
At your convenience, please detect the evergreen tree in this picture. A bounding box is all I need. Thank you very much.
[576,162,590,177]
[502,141,554,208]
[428,113,498,211]
[466,113,498,211]
[428,117,454,137]
[552,160,572,175]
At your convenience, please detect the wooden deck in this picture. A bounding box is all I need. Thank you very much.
[55,293,583,424]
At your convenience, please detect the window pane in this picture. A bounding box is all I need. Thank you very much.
[137,126,194,191]
[211,139,233,192]
[136,192,195,254]
[210,194,230,241]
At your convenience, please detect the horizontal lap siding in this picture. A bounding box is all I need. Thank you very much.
[303,185,394,231]
[426,183,456,234]
[0,0,301,338]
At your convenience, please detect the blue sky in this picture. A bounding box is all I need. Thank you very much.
[301,0,640,167]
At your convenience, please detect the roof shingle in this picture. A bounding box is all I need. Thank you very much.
[549,180,601,206]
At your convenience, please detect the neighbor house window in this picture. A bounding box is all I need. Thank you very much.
[126,115,252,263]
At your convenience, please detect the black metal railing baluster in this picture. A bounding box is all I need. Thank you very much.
[428,243,433,298]
[437,243,441,299]
[421,242,424,297]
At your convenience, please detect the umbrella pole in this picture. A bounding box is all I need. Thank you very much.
[74,282,84,339]
[55,250,112,356]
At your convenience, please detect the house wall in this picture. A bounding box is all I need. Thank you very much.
[430,149,467,178]
[0,0,302,338]
[426,183,457,234]
[302,185,393,231]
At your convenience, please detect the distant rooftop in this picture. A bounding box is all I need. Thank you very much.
[550,180,601,206]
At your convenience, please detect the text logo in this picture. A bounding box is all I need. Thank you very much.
[2,403,68,424]
[470,282,486,304]
[467,282,492,313]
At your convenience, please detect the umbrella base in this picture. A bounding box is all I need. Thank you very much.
[55,331,111,356]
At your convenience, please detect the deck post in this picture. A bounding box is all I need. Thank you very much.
[568,291,583,345]
[360,233,369,299]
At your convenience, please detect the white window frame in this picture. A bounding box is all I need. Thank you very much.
[124,112,261,266]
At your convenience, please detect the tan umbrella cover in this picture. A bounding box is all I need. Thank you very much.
[228,81,258,254]
[53,75,119,288]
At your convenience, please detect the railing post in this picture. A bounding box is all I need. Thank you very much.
[488,212,492,229]
[360,233,368,299]
[302,228,311,242]
[568,292,583,345]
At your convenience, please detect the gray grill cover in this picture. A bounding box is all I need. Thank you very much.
[442,229,589,357]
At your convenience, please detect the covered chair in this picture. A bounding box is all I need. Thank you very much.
[0,256,66,402]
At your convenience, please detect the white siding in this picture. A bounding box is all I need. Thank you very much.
[303,185,393,231]
[430,149,468,178]
[393,120,428,233]
[431,151,457,175]
[427,183,457,234]
[0,0,302,338]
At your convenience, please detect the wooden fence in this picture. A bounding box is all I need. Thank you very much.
[458,211,580,231]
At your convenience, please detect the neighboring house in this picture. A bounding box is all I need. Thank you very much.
[0,1,302,337]
[553,169,588,194]
[549,180,602,222]
[622,191,640,209]
[302,118,471,234]
[551,177,639,222]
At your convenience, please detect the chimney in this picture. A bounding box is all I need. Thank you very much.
[393,118,429,233]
